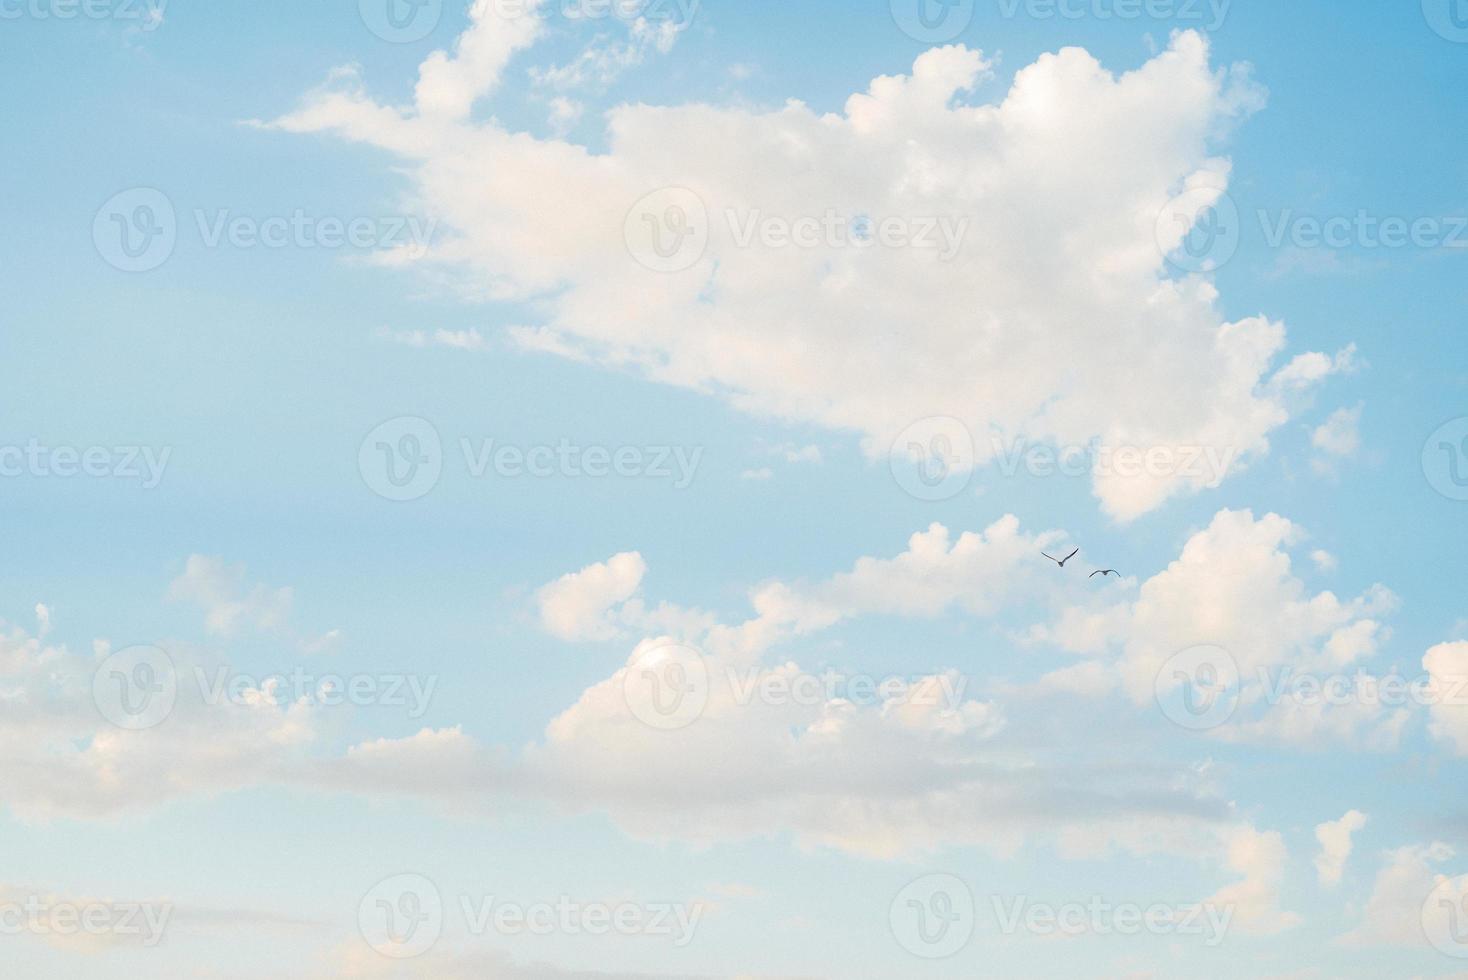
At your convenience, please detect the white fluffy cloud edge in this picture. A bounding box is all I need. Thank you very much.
[259,3,1355,522]
[4,507,1467,958]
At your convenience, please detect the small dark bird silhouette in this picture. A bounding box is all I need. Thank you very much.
[1042,548,1080,568]
[1090,569,1120,579]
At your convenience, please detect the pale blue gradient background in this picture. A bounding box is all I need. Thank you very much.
[0,1,1465,976]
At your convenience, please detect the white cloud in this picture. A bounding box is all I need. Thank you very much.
[1315,810,1367,886]
[1340,842,1459,947]
[165,557,339,655]
[546,95,583,133]
[1312,406,1362,458]
[778,444,823,464]
[535,552,649,642]
[530,16,682,90]
[1311,404,1363,476]
[1271,344,1357,390]
[268,27,1352,521]
[1203,826,1301,935]
[1030,509,1407,749]
[378,327,493,351]
[1088,510,1395,698]
[0,625,318,822]
[167,555,294,637]
[1424,640,1468,755]
[415,0,545,120]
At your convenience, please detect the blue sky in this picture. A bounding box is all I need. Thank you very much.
[2,1,1467,977]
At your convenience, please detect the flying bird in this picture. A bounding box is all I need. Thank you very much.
[1090,569,1120,579]
[1042,548,1080,568]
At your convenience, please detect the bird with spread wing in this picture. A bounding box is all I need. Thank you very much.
[1042,548,1080,568]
